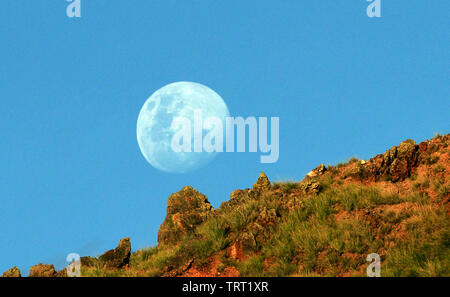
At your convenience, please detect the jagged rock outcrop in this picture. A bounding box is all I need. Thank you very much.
[252,172,271,194]
[29,264,56,277]
[337,136,450,183]
[301,165,324,194]
[307,164,327,178]
[417,135,448,162]
[98,237,131,269]
[158,186,214,245]
[220,172,271,212]
[347,139,420,182]
[374,139,419,181]
[1,266,21,277]
[219,172,279,252]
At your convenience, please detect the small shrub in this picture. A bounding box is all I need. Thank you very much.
[337,157,360,168]
[273,181,299,193]
[303,193,336,220]
[423,155,439,165]
[438,186,449,202]
[432,133,442,139]
[131,246,158,264]
[383,174,393,182]
[413,180,430,191]
[328,166,340,175]
[433,164,445,174]
[239,255,265,277]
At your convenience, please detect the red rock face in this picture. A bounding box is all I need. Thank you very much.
[371,140,419,181]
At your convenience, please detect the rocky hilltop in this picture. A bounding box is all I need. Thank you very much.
[2,134,449,277]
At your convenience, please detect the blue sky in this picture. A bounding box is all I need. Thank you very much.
[0,1,448,274]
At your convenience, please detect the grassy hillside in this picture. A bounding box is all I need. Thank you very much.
[3,134,449,277]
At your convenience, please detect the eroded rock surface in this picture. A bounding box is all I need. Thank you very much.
[29,264,56,277]
[99,237,131,269]
[158,186,214,245]
[1,266,21,277]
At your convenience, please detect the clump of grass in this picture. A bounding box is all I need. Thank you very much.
[433,164,445,174]
[423,155,439,165]
[272,181,299,193]
[432,178,445,192]
[333,185,402,211]
[327,165,340,176]
[432,133,442,139]
[196,216,230,251]
[302,193,336,219]
[339,188,361,211]
[383,206,450,276]
[413,179,430,191]
[263,214,374,276]
[383,174,393,182]
[406,191,430,204]
[337,157,360,168]
[131,246,158,263]
[238,255,265,277]
[227,201,260,232]
[437,186,449,202]
[317,174,335,190]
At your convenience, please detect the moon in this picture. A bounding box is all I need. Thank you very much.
[137,82,230,173]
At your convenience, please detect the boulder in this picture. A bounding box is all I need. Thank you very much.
[1,266,21,277]
[299,180,321,195]
[99,237,131,269]
[158,186,214,245]
[29,264,56,277]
